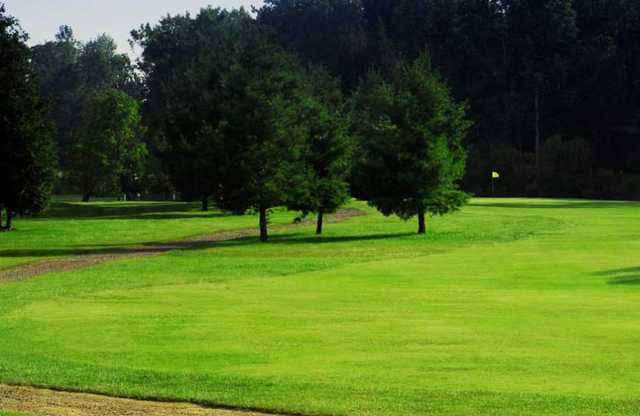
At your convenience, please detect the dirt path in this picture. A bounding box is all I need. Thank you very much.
[0,384,286,416]
[0,208,364,283]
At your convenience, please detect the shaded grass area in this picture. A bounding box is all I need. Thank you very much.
[1,198,640,415]
[0,196,298,270]
[594,267,640,285]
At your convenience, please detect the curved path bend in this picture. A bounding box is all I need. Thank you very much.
[0,208,364,283]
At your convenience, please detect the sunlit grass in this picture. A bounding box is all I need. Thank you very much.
[1,198,639,415]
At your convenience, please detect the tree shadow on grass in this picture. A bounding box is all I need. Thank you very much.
[208,232,415,249]
[29,201,227,221]
[593,267,640,285]
[0,231,415,260]
[607,276,640,285]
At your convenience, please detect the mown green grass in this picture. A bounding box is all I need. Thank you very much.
[1,198,639,415]
[0,196,297,270]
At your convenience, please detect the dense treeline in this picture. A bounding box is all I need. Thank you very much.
[1,0,639,235]
[259,0,640,199]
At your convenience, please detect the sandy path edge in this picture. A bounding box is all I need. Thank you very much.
[0,208,365,283]
[0,384,303,416]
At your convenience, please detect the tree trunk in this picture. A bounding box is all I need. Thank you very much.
[316,208,324,235]
[418,212,426,235]
[82,193,91,203]
[534,89,541,183]
[259,205,268,242]
[201,196,209,212]
[6,207,13,230]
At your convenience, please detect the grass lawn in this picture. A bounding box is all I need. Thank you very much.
[1,198,639,415]
[0,196,298,270]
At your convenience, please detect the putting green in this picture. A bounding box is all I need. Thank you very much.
[1,199,639,415]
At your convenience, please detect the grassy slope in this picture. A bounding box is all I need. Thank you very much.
[1,198,639,415]
[0,196,297,270]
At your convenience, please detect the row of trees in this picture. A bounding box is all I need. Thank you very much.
[1,4,470,238]
[24,0,639,205]
[4,0,638,233]
[132,8,469,240]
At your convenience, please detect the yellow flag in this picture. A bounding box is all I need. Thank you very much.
[492,171,500,179]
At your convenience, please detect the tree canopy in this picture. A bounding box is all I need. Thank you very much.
[281,69,353,235]
[31,27,141,179]
[70,89,146,202]
[352,56,470,234]
[132,8,244,207]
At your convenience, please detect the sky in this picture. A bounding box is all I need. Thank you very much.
[4,0,264,57]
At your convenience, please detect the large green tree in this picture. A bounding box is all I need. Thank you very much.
[70,89,146,202]
[352,55,470,234]
[283,70,353,235]
[132,8,241,208]
[135,8,309,239]
[210,20,306,242]
[0,5,57,230]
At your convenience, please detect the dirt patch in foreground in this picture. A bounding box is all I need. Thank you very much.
[0,384,282,416]
[0,208,364,283]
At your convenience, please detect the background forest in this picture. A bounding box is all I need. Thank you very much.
[10,0,640,203]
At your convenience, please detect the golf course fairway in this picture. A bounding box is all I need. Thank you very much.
[0,198,638,415]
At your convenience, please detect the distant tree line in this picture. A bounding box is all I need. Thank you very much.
[258,0,640,199]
